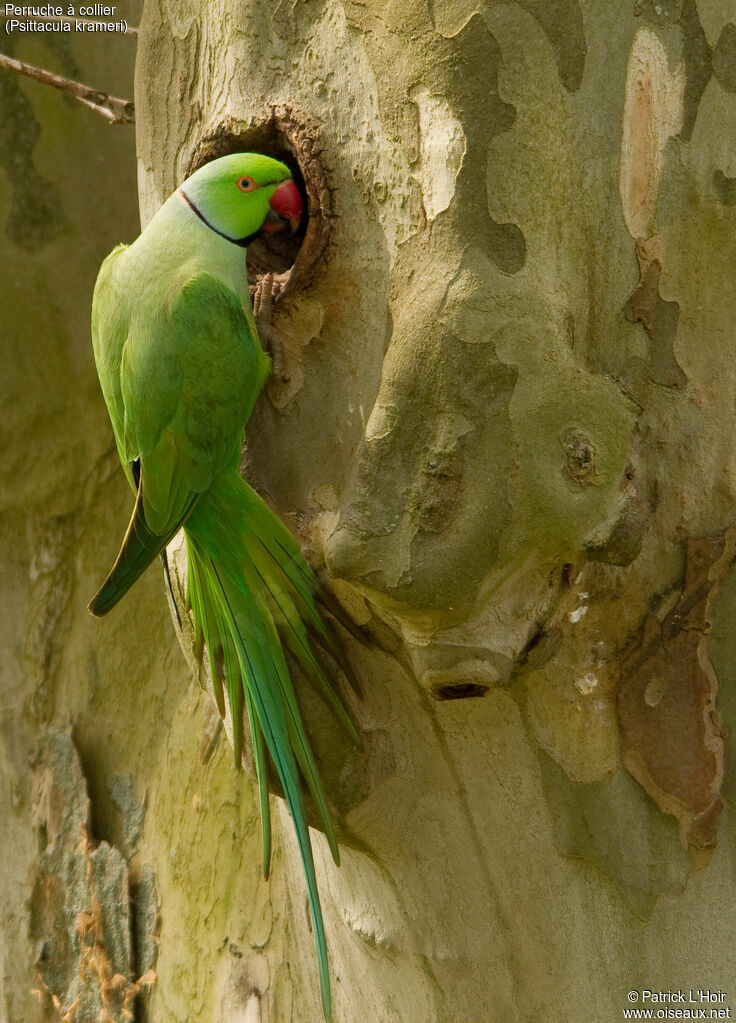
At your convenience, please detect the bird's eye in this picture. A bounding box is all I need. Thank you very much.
[237,176,257,192]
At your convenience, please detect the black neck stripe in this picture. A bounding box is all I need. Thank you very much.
[177,188,258,248]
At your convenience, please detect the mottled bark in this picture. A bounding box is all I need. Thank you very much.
[0,7,166,1022]
[5,1,736,1022]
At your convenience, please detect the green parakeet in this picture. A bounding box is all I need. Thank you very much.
[88,152,357,1021]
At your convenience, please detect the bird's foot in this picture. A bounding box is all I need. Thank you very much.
[254,272,290,383]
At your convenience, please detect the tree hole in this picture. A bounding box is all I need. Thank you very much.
[186,109,336,300]
[430,682,490,701]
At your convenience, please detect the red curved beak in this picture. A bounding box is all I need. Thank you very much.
[264,179,302,234]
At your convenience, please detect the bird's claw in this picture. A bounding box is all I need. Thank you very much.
[254,273,290,383]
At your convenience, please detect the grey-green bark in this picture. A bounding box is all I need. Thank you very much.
[0,8,169,1022]
[5,0,736,1021]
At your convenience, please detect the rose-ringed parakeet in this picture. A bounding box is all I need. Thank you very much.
[88,153,357,1021]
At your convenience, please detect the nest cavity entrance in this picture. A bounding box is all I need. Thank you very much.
[187,110,335,300]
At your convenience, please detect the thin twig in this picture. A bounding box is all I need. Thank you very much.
[0,51,134,123]
[1,13,138,35]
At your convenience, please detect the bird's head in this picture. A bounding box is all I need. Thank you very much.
[177,153,303,247]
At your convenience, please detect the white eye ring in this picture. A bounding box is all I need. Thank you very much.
[237,176,257,192]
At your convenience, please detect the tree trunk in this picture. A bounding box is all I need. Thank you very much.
[6,1,736,1021]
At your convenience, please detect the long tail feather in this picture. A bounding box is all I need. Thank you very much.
[248,703,272,879]
[183,471,357,1021]
[204,552,333,1020]
[88,478,194,617]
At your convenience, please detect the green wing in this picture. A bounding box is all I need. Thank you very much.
[91,244,134,485]
[89,266,271,615]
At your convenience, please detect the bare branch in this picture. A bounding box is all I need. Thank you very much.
[0,51,134,124]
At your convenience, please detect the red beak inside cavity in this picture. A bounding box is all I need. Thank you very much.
[265,179,302,234]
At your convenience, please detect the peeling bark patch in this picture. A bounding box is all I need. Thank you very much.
[617,531,736,850]
[429,0,586,92]
[584,499,645,566]
[636,0,714,141]
[107,774,145,857]
[410,88,466,220]
[624,237,686,389]
[513,0,586,93]
[620,28,684,240]
[713,24,736,93]
[30,732,157,1021]
[713,169,736,205]
[444,15,526,274]
[634,0,683,25]
[132,865,159,983]
[482,218,526,275]
[536,749,690,918]
[678,0,713,141]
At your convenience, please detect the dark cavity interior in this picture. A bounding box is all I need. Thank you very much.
[430,682,491,702]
